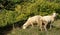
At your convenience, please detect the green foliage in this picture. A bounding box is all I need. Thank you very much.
[0,9,20,26]
[0,0,60,27]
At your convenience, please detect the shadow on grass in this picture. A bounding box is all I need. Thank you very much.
[0,20,26,35]
[0,24,13,35]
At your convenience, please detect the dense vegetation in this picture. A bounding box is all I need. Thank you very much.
[0,0,60,27]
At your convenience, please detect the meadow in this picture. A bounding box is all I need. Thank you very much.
[7,19,60,35]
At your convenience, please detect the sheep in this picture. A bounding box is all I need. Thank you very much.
[40,13,58,31]
[22,15,42,31]
[22,13,57,31]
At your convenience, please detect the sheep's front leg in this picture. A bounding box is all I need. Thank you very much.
[49,22,52,30]
[31,23,34,28]
[37,21,40,27]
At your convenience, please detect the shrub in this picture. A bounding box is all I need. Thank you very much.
[0,0,60,27]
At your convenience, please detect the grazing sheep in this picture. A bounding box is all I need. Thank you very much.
[40,13,58,31]
[22,13,57,31]
[22,15,42,30]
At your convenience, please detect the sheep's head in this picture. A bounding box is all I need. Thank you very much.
[22,26,26,29]
[52,12,58,20]
[22,24,27,29]
[52,12,58,18]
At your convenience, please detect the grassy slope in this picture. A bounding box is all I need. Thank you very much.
[7,20,60,35]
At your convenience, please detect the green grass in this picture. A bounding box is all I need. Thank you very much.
[7,20,60,35]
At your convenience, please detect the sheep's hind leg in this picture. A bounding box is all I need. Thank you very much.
[44,23,47,31]
[39,21,43,31]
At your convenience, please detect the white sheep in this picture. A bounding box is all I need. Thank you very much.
[22,13,57,31]
[22,15,42,30]
[40,13,57,31]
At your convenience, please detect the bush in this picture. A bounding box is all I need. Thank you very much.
[0,0,60,27]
